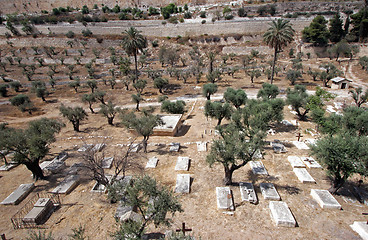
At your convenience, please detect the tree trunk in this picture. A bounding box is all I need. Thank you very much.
[329,178,345,194]
[136,102,140,111]
[72,120,80,132]
[108,117,114,125]
[25,161,45,180]
[142,136,148,153]
[89,104,95,113]
[134,52,138,83]
[42,96,46,102]
[224,168,233,185]
[217,117,223,126]
[271,47,277,84]
[207,94,210,100]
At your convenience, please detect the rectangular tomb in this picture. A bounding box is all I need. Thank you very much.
[23,198,54,224]
[51,175,80,194]
[44,160,65,174]
[311,189,341,209]
[260,183,281,200]
[78,144,93,152]
[239,182,258,204]
[271,142,287,153]
[293,168,316,183]
[287,156,306,168]
[292,141,310,150]
[269,201,296,227]
[175,157,189,171]
[301,157,322,168]
[53,151,68,162]
[169,143,180,152]
[350,221,368,240]
[40,161,52,170]
[216,187,234,210]
[250,161,268,175]
[92,143,106,152]
[175,174,190,193]
[145,157,158,169]
[196,142,207,152]
[102,157,114,169]
[0,163,17,171]
[1,183,35,205]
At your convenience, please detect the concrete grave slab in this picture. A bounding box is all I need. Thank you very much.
[175,174,190,193]
[281,120,294,126]
[115,201,133,220]
[130,143,141,153]
[287,156,306,168]
[175,157,190,171]
[311,189,341,209]
[66,162,84,175]
[260,183,281,200]
[301,157,322,168]
[350,221,368,240]
[23,198,54,224]
[253,149,263,159]
[44,160,65,174]
[196,142,207,152]
[216,187,234,210]
[293,168,316,183]
[304,138,317,146]
[51,175,80,194]
[92,143,106,152]
[53,151,68,162]
[292,141,310,150]
[102,157,114,169]
[91,175,112,193]
[269,201,296,227]
[1,183,35,205]
[120,210,143,223]
[78,144,93,152]
[145,157,158,169]
[271,142,287,153]
[250,161,268,175]
[40,161,52,170]
[169,142,180,152]
[0,163,17,171]
[239,182,258,204]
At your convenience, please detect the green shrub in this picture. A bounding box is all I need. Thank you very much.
[82,28,92,37]
[65,31,75,38]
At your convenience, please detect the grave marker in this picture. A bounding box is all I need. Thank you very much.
[169,143,180,152]
[216,187,234,210]
[78,144,93,152]
[293,168,316,183]
[250,161,268,175]
[350,221,368,240]
[51,175,80,194]
[145,157,158,169]
[271,142,287,153]
[311,189,341,209]
[52,151,68,162]
[1,183,34,205]
[23,198,54,224]
[102,157,114,169]
[260,183,281,200]
[287,156,306,168]
[176,223,192,236]
[269,201,296,227]
[239,182,258,204]
[92,143,106,152]
[175,157,190,171]
[39,161,52,170]
[301,157,322,168]
[196,142,207,152]
[292,141,310,150]
[44,160,65,174]
[175,174,190,193]
[0,163,17,171]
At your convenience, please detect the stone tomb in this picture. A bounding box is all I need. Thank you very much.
[216,187,234,210]
[196,142,207,152]
[311,189,341,209]
[1,183,35,205]
[350,221,368,240]
[271,142,287,153]
[175,157,190,171]
[44,160,65,174]
[115,201,133,220]
[40,161,52,171]
[260,183,281,200]
[249,161,268,175]
[0,163,17,171]
[23,198,54,225]
[301,157,322,168]
[292,141,310,150]
[169,142,180,152]
[287,156,306,168]
[52,151,68,162]
[293,168,316,183]
[78,144,93,152]
[239,182,258,204]
[130,143,142,153]
[102,157,114,169]
[92,143,106,152]
[269,201,296,227]
[145,157,158,169]
[66,163,84,175]
[175,174,191,193]
[51,175,80,194]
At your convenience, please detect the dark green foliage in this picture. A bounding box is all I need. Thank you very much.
[26,230,54,240]
[99,101,121,125]
[68,225,86,240]
[302,15,330,45]
[349,87,368,107]
[82,28,92,37]
[69,79,80,93]
[31,81,49,102]
[82,93,97,113]
[9,81,22,92]
[66,31,75,38]
[257,83,279,100]
[131,93,143,111]
[204,101,232,126]
[161,3,178,19]
[86,80,98,93]
[161,100,186,114]
[223,88,247,108]
[148,7,160,15]
[10,94,33,113]
[59,104,88,132]
[329,13,344,42]
[82,5,89,14]
[0,84,8,97]
[133,79,147,94]
[238,8,247,17]
[349,8,368,42]
[202,83,218,100]
[153,77,169,94]
[286,69,302,85]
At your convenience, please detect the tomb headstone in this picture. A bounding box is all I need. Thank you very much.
[145,157,158,169]
[1,183,35,205]
[196,142,207,152]
[269,201,296,227]
[23,198,54,224]
[216,187,234,210]
[301,157,322,168]
[287,156,306,168]
[292,141,310,150]
[350,221,368,240]
[293,168,316,183]
[102,157,114,169]
[169,143,180,152]
[175,157,190,171]
[239,182,258,204]
[310,189,341,209]
[175,174,190,193]
[281,120,294,126]
[51,175,80,194]
[260,183,281,200]
[250,161,268,175]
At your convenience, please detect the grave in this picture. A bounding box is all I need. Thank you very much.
[0,163,17,171]
[130,143,141,153]
[269,201,296,227]
[196,142,207,152]
[301,157,322,168]
[287,156,306,168]
[271,142,287,153]
[260,183,281,200]
[216,187,234,210]
[77,144,93,152]
[1,183,35,205]
[51,175,80,194]
[253,149,263,159]
[281,120,294,126]
[304,138,317,146]
[250,161,268,175]
[311,189,341,209]
[293,168,316,183]
[66,163,84,175]
[239,182,258,204]
[40,161,52,170]
[175,174,191,193]
[120,210,143,223]
[44,160,65,174]
[292,141,310,150]
[22,198,54,225]
[350,221,368,240]
[145,157,158,169]
[102,157,114,169]
[169,143,180,152]
[91,175,112,193]
[175,157,190,171]
[92,143,106,152]
[52,151,68,162]
[152,114,183,136]
[115,200,133,220]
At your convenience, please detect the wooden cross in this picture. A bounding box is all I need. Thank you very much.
[304,158,314,164]
[176,222,192,236]
[296,132,303,141]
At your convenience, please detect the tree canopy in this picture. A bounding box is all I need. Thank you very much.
[59,104,88,132]
[302,15,330,45]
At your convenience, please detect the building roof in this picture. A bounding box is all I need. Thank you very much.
[331,77,352,83]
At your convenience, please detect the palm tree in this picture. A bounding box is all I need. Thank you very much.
[263,19,295,84]
[121,27,147,82]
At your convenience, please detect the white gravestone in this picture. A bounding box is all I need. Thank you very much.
[260,183,281,200]
[175,174,190,193]
[130,143,141,153]
[196,142,207,152]
[269,201,296,227]
[216,187,234,210]
[350,221,368,240]
[287,156,306,168]
[102,157,114,169]
[301,157,322,168]
[250,161,268,175]
[0,163,17,171]
[239,182,258,204]
[23,198,54,224]
[175,157,190,171]
[145,157,158,169]
[1,183,35,205]
[44,160,65,174]
[51,175,80,194]
[292,141,310,150]
[271,142,287,153]
[40,161,52,170]
[311,189,341,209]
[53,152,68,162]
[169,143,180,152]
[293,168,316,183]
[92,143,106,152]
[78,144,93,152]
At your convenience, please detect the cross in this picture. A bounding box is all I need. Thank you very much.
[296,132,303,141]
[304,158,314,164]
[363,213,368,224]
[176,222,192,236]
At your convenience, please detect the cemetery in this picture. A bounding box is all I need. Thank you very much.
[0,0,367,239]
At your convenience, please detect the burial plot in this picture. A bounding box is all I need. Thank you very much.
[51,175,80,194]
[23,198,54,225]
[145,157,158,169]
[196,142,207,152]
[311,189,341,209]
[175,157,190,171]
[130,143,141,153]
[175,174,190,193]
[350,221,368,240]
[66,163,84,175]
[271,142,287,153]
[260,183,281,200]
[115,201,133,220]
[216,187,234,210]
[293,168,316,183]
[78,144,93,152]
[239,182,258,204]
[91,175,112,193]
[120,210,143,223]
[287,156,306,168]
[102,157,114,169]
[52,151,68,162]
[304,139,317,146]
[1,183,34,205]
[250,161,268,175]
[169,143,180,152]
[40,161,52,171]
[292,141,310,150]
[301,157,322,168]
[44,160,65,174]
[281,120,294,126]
[269,201,296,227]
[92,143,106,152]
[0,163,17,171]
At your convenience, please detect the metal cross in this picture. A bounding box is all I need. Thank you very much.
[296,132,303,141]
[176,222,192,236]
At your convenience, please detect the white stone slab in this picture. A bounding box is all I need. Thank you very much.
[287,156,306,168]
[301,157,322,168]
[326,105,336,113]
[239,182,258,204]
[260,183,281,200]
[169,142,180,152]
[66,162,84,175]
[40,161,52,170]
[175,174,190,193]
[0,163,17,171]
[175,157,189,171]
[293,168,316,183]
[281,120,294,126]
[196,142,207,152]
[216,187,234,210]
[292,141,310,150]
[92,143,106,152]
[102,157,114,169]
[311,189,341,209]
[51,175,80,194]
[269,201,296,227]
[53,152,68,162]
[130,143,141,153]
[250,161,268,175]
[350,221,368,240]
[304,138,317,146]
[78,144,93,152]
[44,160,65,174]
[1,183,35,205]
[120,210,142,223]
[145,157,158,169]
